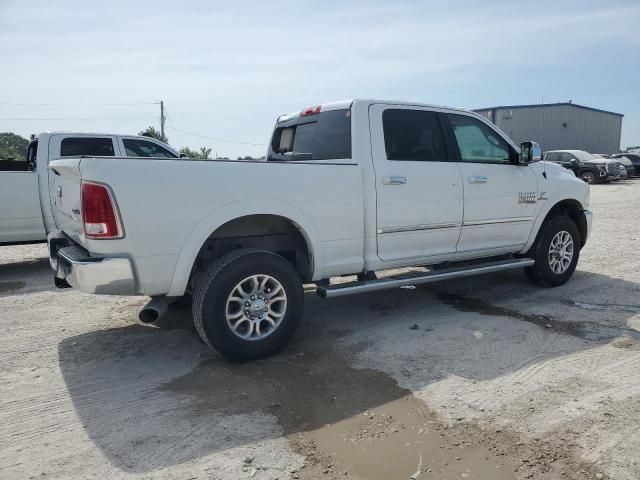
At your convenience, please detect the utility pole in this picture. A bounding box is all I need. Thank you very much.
[160,100,166,141]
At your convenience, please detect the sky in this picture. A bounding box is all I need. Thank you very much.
[1,0,639,158]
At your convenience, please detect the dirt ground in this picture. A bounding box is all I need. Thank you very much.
[1,181,639,480]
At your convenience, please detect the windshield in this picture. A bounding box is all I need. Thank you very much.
[573,151,597,161]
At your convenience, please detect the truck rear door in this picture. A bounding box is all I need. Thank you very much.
[369,104,463,261]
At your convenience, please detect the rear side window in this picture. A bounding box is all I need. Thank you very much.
[60,137,115,157]
[122,139,177,158]
[270,109,351,161]
[447,114,512,164]
[382,109,446,161]
[545,152,562,162]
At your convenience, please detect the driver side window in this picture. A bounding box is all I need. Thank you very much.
[447,114,512,164]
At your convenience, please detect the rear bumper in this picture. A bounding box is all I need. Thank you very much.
[48,233,136,295]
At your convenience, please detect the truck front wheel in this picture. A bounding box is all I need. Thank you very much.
[525,216,580,287]
[192,248,304,361]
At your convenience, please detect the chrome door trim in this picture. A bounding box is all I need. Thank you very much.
[463,217,533,227]
[378,222,460,234]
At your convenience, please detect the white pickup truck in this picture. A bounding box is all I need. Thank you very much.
[47,99,592,360]
[0,132,180,245]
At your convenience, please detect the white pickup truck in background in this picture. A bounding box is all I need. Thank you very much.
[47,99,592,360]
[0,132,180,245]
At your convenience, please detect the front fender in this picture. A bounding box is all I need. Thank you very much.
[521,192,587,253]
[167,198,322,297]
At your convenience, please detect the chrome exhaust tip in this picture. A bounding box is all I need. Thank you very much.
[139,296,171,324]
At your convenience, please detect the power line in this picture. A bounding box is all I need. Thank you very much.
[165,125,266,146]
[0,116,156,120]
[0,102,158,106]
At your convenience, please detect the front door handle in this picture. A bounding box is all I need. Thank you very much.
[383,176,407,185]
[468,176,488,184]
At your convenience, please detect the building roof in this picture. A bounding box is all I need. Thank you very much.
[473,102,623,117]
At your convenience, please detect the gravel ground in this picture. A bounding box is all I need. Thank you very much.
[1,181,639,480]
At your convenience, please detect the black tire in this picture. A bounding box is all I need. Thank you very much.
[525,216,580,287]
[192,248,304,361]
[579,171,595,184]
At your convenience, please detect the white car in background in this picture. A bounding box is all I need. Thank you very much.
[0,132,180,245]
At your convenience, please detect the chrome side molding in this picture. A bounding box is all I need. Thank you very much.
[377,222,460,234]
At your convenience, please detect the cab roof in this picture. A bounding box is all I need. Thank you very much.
[277,99,476,122]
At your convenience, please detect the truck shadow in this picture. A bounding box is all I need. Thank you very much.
[57,269,640,473]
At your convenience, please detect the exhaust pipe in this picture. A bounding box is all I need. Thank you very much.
[139,296,171,324]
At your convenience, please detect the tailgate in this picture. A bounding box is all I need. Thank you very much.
[49,158,85,244]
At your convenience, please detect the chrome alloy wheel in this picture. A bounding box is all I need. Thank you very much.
[548,230,574,274]
[225,274,287,341]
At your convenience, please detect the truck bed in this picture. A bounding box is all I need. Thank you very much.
[49,157,365,295]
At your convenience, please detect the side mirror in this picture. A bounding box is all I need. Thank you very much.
[519,141,542,164]
[569,158,578,165]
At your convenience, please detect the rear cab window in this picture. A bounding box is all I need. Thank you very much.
[268,109,351,161]
[60,137,115,157]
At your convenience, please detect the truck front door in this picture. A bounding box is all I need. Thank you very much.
[370,105,463,261]
[442,113,538,253]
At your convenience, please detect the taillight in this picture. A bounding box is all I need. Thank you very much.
[81,181,123,239]
[300,105,321,117]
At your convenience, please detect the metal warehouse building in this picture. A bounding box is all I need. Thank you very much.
[474,102,623,154]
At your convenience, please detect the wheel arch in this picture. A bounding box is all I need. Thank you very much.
[167,200,321,297]
[523,197,588,253]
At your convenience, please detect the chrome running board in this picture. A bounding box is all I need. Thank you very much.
[316,258,534,299]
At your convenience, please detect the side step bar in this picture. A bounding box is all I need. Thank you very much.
[316,258,534,298]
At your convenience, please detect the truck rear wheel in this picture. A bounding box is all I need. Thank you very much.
[525,216,580,287]
[192,248,304,361]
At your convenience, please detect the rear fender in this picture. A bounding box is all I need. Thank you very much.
[167,199,321,297]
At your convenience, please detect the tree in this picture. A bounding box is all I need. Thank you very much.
[179,146,212,159]
[0,132,29,161]
[138,126,167,143]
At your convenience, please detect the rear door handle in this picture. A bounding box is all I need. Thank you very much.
[383,176,407,185]
[468,176,488,184]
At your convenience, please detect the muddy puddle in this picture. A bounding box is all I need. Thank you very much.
[164,332,515,479]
